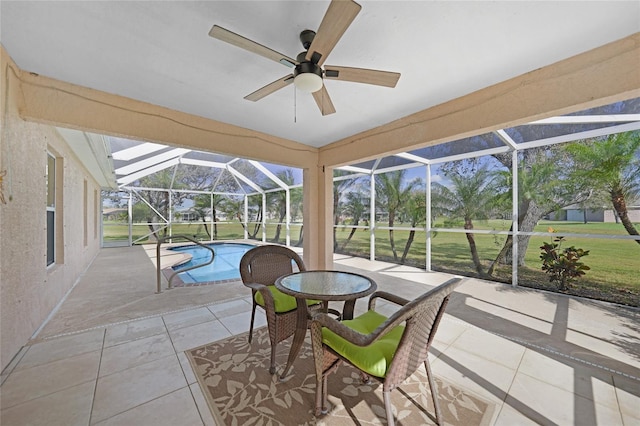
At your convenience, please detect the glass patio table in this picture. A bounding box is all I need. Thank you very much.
[275,270,377,380]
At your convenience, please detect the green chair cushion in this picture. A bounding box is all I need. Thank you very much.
[254,286,318,313]
[322,310,405,378]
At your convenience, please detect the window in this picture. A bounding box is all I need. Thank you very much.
[46,153,56,266]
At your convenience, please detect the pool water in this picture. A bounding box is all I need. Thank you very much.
[169,243,255,283]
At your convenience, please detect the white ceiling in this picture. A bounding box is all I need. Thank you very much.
[1,1,638,148]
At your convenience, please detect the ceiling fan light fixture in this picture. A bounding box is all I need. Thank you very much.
[294,73,323,93]
[294,62,323,93]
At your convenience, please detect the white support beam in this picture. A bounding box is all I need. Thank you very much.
[286,188,291,246]
[336,165,373,174]
[495,129,519,150]
[180,158,228,169]
[249,160,289,190]
[427,146,513,165]
[372,162,425,175]
[117,157,180,186]
[333,173,368,183]
[115,148,190,176]
[227,165,263,194]
[112,142,166,161]
[425,164,432,271]
[529,114,640,124]
[395,152,432,165]
[511,150,518,287]
[518,121,640,150]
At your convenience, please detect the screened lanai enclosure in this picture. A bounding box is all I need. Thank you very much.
[101,98,640,306]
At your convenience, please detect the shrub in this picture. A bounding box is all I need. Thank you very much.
[540,232,590,291]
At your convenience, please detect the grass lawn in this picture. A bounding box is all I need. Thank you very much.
[335,220,639,307]
[104,219,639,306]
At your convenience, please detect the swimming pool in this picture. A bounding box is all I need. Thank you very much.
[169,243,255,283]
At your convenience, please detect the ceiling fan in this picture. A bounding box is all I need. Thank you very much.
[208,0,400,116]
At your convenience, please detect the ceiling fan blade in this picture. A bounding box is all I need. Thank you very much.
[324,66,400,88]
[312,85,336,116]
[244,74,294,101]
[209,25,298,68]
[305,0,361,66]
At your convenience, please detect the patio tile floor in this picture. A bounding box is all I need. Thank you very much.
[1,245,638,425]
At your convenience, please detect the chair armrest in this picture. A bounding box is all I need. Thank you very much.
[311,311,400,347]
[243,282,275,306]
[368,291,410,311]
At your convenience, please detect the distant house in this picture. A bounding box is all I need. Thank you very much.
[174,207,229,222]
[102,208,127,221]
[561,201,640,223]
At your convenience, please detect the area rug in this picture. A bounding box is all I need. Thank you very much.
[187,327,496,425]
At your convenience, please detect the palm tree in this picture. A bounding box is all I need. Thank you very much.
[400,187,426,264]
[333,171,360,250]
[269,169,297,243]
[192,194,212,239]
[566,131,640,245]
[487,159,558,275]
[433,165,498,276]
[375,170,421,261]
[490,146,590,268]
[339,191,369,251]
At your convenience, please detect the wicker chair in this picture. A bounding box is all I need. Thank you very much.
[309,277,462,425]
[239,244,319,374]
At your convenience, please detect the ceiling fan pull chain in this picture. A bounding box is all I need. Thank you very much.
[294,85,297,123]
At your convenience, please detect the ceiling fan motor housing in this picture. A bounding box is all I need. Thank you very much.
[294,60,323,79]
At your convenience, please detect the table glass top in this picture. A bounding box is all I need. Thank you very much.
[278,271,373,297]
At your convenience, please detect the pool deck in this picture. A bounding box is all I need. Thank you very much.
[3,243,638,425]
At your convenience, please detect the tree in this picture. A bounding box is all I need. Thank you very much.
[333,171,360,250]
[132,169,183,239]
[339,191,369,251]
[566,131,640,244]
[433,163,500,277]
[375,170,421,261]
[268,169,299,243]
[400,187,426,264]
[490,146,591,269]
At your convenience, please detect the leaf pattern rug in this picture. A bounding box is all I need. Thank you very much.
[187,327,496,425]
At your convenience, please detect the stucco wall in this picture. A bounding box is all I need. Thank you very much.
[0,50,101,372]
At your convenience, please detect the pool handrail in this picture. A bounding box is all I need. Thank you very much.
[155,235,215,294]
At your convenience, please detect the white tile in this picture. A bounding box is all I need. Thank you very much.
[163,307,216,332]
[493,402,542,426]
[1,350,101,409]
[566,328,639,371]
[430,345,517,404]
[450,326,526,370]
[16,329,104,370]
[517,349,618,409]
[104,316,166,347]
[190,383,218,426]
[168,320,231,353]
[93,387,203,426]
[207,298,252,318]
[613,375,640,421]
[218,310,265,336]
[92,355,188,423]
[506,372,624,426]
[100,332,175,377]
[0,380,95,426]
[432,318,472,346]
[178,351,197,385]
[1,346,29,386]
